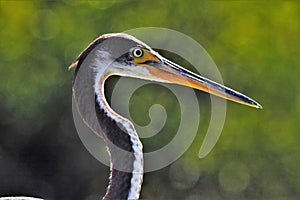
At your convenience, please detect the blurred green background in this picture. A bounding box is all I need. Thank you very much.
[0,1,299,199]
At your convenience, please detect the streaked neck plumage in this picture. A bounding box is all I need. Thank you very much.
[94,60,143,200]
[72,34,147,200]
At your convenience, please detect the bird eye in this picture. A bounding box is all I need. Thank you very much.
[132,48,143,58]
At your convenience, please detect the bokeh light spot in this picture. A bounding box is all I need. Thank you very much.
[218,161,250,193]
[169,158,201,190]
[30,9,60,40]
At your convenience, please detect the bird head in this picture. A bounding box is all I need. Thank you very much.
[70,33,262,109]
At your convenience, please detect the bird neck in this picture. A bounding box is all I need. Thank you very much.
[95,74,143,200]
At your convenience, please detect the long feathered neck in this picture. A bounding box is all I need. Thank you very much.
[71,34,144,199]
[95,74,143,200]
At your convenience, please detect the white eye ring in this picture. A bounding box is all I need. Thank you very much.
[132,48,143,58]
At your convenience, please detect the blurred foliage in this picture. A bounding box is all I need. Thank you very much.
[0,0,299,199]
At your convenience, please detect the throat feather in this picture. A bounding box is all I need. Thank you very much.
[95,74,143,200]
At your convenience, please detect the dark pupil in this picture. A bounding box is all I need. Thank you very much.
[135,49,142,57]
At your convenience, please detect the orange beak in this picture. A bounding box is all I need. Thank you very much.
[137,51,262,109]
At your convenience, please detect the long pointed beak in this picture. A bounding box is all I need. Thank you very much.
[145,57,262,109]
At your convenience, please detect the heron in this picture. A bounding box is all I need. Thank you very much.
[69,33,261,199]
[0,33,261,200]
